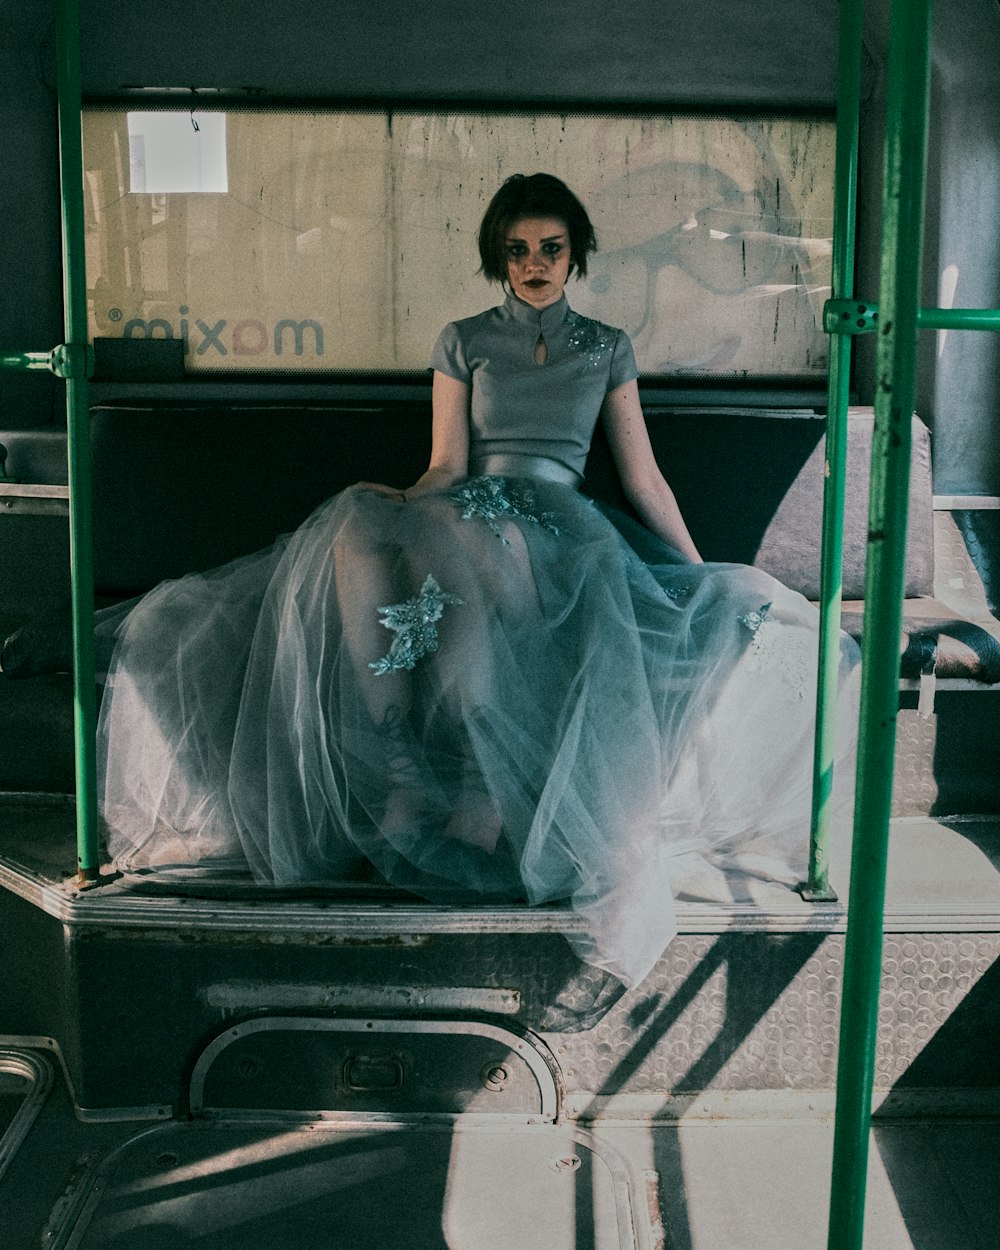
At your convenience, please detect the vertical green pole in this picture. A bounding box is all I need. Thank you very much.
[826,0,932,1246]
[804,0,864,901]
[55,0,99,884]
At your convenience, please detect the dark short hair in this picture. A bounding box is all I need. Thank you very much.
[477,173,598,284]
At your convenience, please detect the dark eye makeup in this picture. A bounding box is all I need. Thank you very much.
[505,239,567,259]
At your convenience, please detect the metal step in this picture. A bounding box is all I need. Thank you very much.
[1,796,998,1119]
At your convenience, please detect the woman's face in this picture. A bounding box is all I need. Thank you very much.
[504,216,572,309]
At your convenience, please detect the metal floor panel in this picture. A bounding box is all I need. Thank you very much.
[4,1046,998,1250]
[640,1117,1000,1250]
[0,1048,53,1186]
[49,1120,650,1250]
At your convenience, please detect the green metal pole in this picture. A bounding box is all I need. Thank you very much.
[55,0,100,885]
[804,0,864,902]
[916,307,1000,330]
[826,0,933,1246]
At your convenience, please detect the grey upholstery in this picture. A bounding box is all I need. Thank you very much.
[586,406,934,598]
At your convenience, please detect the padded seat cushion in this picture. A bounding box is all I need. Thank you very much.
[840,599,1000,682]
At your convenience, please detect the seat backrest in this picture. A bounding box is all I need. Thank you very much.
[585,405,934,598]
[90,400,934,600]
[90,401,432,595]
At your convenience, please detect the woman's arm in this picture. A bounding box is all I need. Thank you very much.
[358,370,471,500]
[600,379,704,563]
[408,370,471,497]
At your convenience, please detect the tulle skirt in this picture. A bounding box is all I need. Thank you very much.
[96,475,860,987]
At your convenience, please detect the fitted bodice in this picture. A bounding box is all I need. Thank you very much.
[429,293,638,483]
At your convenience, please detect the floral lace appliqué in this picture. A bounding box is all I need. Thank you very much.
[739,601,812,700]
[566,312,617,368]
[447,476,560,543]
[369,574,463,675]
[740,603,772,635]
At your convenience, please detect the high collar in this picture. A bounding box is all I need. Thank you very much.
[503,291,569,336]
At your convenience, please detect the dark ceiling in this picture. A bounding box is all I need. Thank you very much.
[70,0,841,108]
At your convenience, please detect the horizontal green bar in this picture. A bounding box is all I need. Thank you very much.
[0,351,53,371]
[917,307,1000,331]
[0,345,94,377]
[826,300,1000,336]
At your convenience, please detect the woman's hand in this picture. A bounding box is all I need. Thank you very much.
[352,371,471,505]
[356,481,408,501]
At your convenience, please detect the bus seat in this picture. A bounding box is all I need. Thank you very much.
[14,398,1000,686]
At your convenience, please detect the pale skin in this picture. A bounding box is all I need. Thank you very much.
[362,214,704,563]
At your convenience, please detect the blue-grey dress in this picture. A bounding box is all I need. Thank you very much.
[96,293,860,987]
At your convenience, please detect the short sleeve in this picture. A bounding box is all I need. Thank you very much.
[428,322,472,383]
[607,330,639,392]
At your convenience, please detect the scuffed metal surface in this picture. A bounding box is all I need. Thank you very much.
[544,932,1000,1098]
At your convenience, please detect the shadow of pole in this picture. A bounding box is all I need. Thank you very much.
[574,931,828,1250]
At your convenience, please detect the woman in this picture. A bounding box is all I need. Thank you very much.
[94,173,858,987]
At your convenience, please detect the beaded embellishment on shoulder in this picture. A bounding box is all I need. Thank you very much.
[566,312,617,368]
[446,476,560,543]
[369,574,463,675]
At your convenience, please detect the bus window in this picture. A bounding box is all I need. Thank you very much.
[83,109,834,378]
